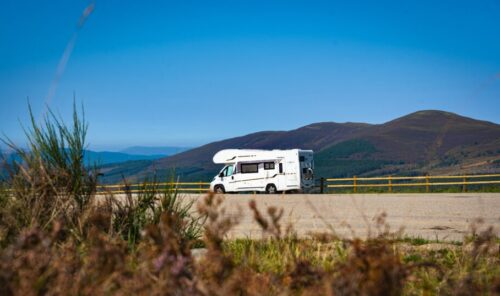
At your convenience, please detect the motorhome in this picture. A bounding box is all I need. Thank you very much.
[209,149,314,194]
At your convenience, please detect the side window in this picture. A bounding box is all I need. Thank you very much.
[299,156,305,162]
[225,165,234,176]
[221,167,227,176]
[279,163,283,174]
[264,162,275,170]
[241,163,259,174]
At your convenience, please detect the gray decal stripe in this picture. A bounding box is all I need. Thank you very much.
[229,174,281,183]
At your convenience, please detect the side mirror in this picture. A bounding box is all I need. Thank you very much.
[219,172,224,178]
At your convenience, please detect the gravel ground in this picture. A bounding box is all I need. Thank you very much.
[187,193,500,241]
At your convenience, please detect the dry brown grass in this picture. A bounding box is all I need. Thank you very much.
[1,192,498,295]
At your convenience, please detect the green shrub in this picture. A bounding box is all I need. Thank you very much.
[1,103,97,243]
[0,102,204,249]
[112,176,205,248]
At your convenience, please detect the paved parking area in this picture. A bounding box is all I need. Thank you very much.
[189,193,500,241]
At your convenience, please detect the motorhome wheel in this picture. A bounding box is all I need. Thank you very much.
[214,185,225,194]
[266,184,277,194]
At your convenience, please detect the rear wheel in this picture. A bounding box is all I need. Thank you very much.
[266,184,277,194]
[214,185,225,194]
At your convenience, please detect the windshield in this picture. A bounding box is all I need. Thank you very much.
[221,165,234,177]
[226,165,234,176]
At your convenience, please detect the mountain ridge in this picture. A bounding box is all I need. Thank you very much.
[98,110,500,183]
[120,146,191,156]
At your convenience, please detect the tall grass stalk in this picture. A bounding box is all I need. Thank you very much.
[0,102,203,248]
[1,102,97,240]
[113,175,205,248]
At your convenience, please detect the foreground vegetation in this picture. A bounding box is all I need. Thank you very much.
[0,189,498,295]
[0,104,498,295]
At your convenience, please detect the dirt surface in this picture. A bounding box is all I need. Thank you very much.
[187,193,500,241]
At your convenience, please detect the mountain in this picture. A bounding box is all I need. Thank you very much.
[0,150,166,168]
[120,146,191,156]
[98,111,500,183]
[1,145,189,168]
[84,150,166,165]
[0,149,166,181]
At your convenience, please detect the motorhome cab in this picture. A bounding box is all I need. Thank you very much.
[210,149,314,194]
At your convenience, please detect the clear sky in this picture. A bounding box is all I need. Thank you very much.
[1,0,499,151]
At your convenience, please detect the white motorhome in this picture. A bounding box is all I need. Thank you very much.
[209,149,314,194]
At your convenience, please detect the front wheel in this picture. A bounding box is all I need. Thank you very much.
[265,184,277,194]
[214,185,225,194]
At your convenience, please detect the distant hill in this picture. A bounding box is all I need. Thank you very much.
[120,146,191,156]
[84,150,166,165]
[0,149,167,168]
[98,110,500,184]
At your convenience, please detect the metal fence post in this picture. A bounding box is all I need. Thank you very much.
[388,176,392,193]
[320,177,325,194]
[463,176,467,192]
[426,175,430,193]
[353,176,357,193]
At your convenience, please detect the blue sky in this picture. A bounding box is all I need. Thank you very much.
[1,0,499,151]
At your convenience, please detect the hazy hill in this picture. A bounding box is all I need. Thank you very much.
[0,150,166,169]
[1,145,190,170]
[98,110,500,183]
[120,146,191,156]
[84,150,166,165]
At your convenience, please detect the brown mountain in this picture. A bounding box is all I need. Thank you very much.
[99,110,500,183]
[363,110,500,162]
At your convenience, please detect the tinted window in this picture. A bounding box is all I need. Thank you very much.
[241,163,259,173]
[264,162,275,170]
[225,165,234,176]
[299,156,305,162]
[279,163,283,173]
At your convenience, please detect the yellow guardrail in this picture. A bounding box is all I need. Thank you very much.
[3,174,499,195]
[97,182,211,194]
[325,174,500,193]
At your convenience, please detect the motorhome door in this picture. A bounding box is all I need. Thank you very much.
[220,164,236,192]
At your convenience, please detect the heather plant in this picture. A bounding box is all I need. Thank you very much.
[0,191,498,295]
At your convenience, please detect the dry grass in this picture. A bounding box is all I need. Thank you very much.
[0,191,498,295]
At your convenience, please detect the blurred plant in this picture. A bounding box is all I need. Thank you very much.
[0,102,97,245]
[112,175,205,248]
[0,190,498,295]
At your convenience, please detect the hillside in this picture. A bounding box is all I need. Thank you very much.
[98,110,500,183]
[1,150,166,181]
[85,150,166,165]
[120,146,191,156]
